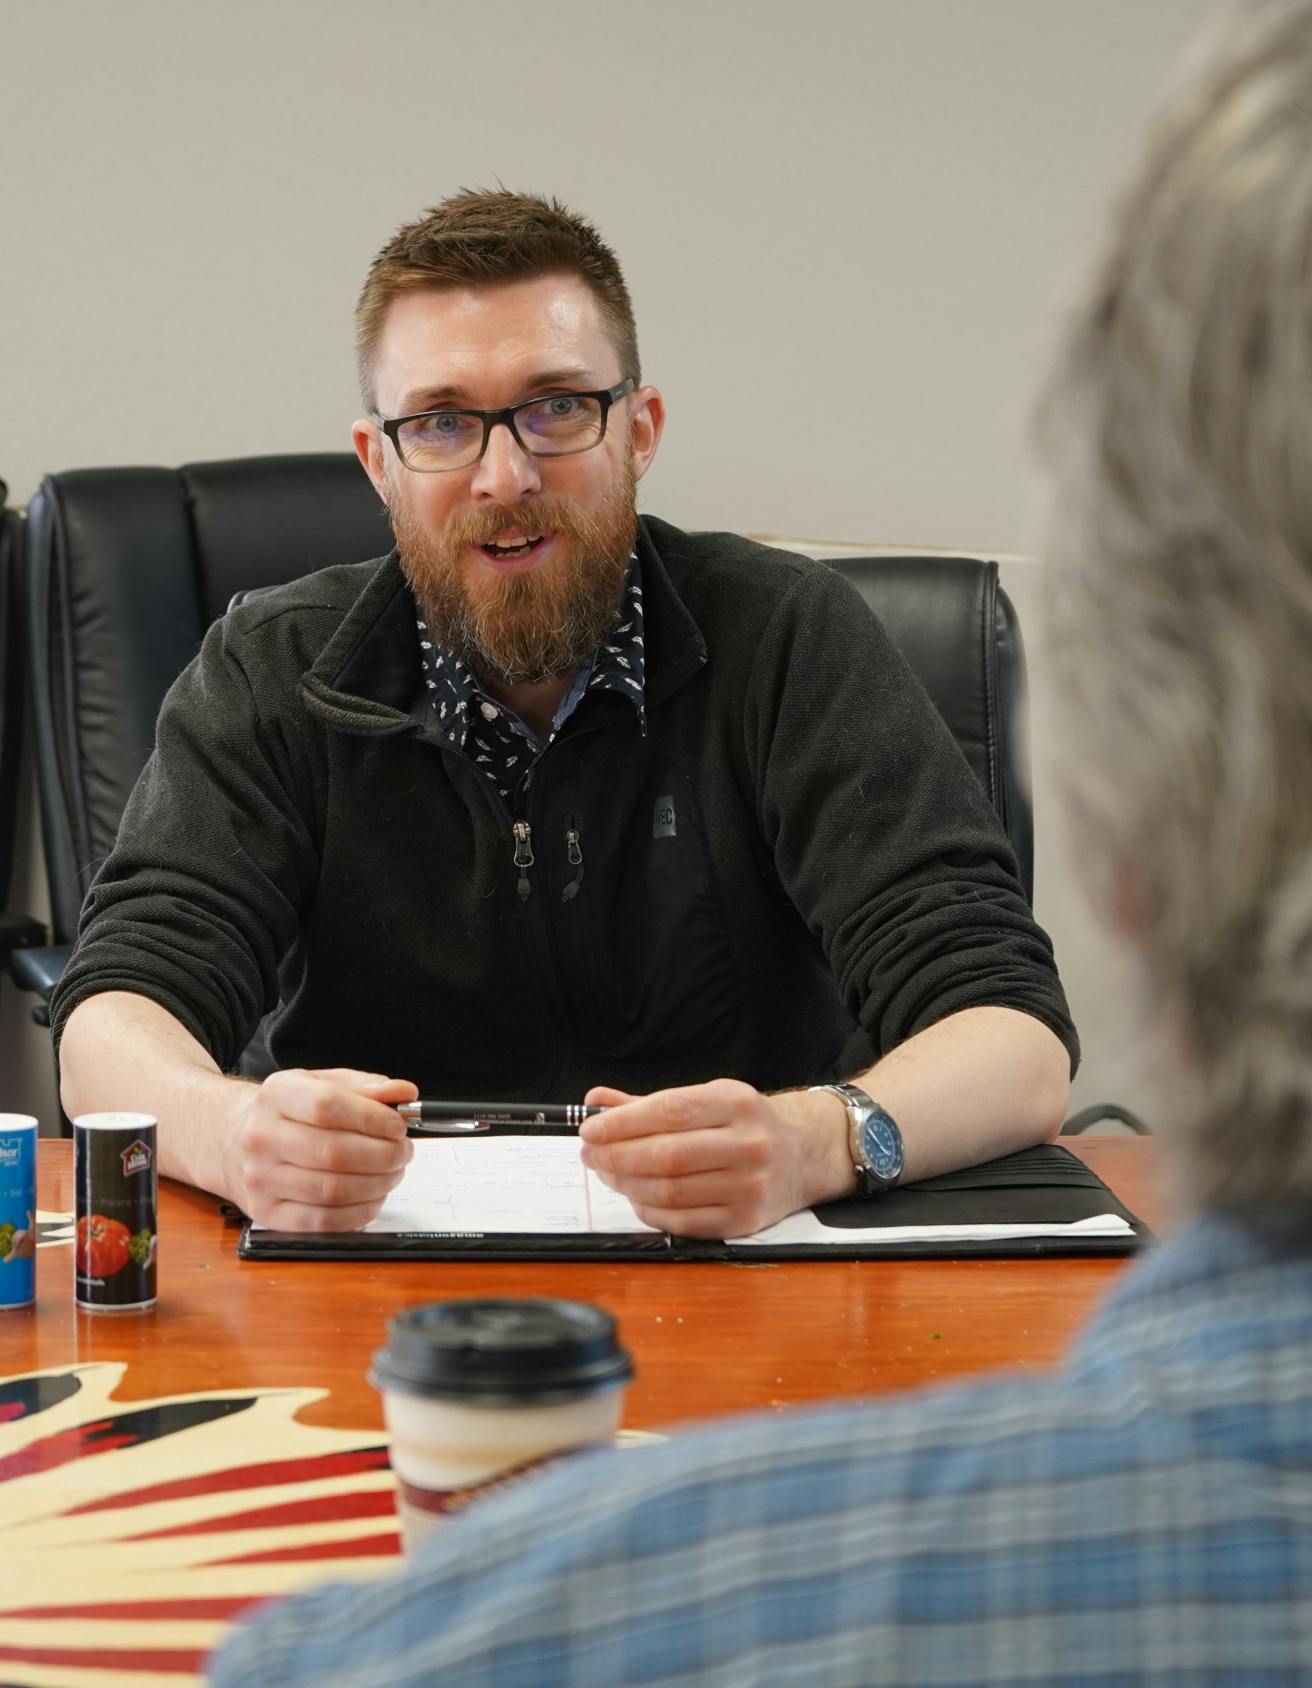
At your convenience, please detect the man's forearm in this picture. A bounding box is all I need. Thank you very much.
[850,1005,1071,1185]
[582,1005,1074,1239]
[59,992,254,1200]
[780,1004,1071,1213]
[60,994,419,1229]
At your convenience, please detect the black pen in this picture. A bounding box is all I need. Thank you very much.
[396,1100,605,1128]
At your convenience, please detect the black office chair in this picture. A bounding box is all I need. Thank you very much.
[800,557,1147,1136]
[830,556,1032,904]
[14,470,1031,1000]
[13,455,392,1024]
[17,459,1079,1112]
[0,484,44,974]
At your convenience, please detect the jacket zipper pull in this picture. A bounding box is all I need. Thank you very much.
[512,819,534,901]
[562,817,584,902]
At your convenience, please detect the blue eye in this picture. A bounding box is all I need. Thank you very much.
[425,412,471,438]
[402,411,480,452]
[520,393,603,441]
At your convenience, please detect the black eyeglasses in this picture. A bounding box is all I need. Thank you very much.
[374,377,636,473]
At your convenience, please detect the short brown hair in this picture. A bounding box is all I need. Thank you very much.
[356,188,640,408]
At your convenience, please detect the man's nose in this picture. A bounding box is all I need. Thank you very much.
[469,420,542,502]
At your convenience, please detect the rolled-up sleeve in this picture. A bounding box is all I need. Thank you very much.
[744,566,1078,1071]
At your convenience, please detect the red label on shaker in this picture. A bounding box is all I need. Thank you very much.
[73,1113,158,1312]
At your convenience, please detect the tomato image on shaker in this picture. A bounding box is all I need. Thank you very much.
[73,1113,158,1312]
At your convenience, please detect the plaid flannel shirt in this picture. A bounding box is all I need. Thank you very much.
[209,1216,1312,1687]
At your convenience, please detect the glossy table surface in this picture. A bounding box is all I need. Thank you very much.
[0,1138,1158,1687]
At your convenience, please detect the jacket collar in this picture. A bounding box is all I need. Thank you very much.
[299,515,707,736]
[632,514,708,706]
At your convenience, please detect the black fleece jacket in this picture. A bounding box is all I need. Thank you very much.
[50,516,1078,1096]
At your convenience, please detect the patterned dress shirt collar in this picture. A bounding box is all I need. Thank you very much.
[414,553,645,807]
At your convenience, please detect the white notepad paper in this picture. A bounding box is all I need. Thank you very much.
[348,1136,1134,1245]
[362,1135,659,1235]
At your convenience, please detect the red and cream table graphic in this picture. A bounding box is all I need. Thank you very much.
[0,1362,397,1687]
[0,1138,1156,1687]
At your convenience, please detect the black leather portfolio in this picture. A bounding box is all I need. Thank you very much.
[237,1141,1148,1264]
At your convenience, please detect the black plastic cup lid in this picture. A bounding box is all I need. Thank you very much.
[370,1298,633,1405]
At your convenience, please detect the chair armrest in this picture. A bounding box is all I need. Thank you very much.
[9,942,72,1017]
[0,911,47,971]
[1061,1102,1152,1136]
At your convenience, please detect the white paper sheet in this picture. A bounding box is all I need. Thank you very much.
[361,1135,659,1235]
[725,1210,1135,1248]
[350,1137,1133,1247]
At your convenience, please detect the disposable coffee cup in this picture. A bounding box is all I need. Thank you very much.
[371,1297,633,1551]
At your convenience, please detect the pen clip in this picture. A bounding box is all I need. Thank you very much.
[407,1120,491,1135]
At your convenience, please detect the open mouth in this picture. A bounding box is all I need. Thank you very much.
[479,534,547,562]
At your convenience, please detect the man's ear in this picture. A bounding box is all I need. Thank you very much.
[628,385,666,484]
[351,418,389,504]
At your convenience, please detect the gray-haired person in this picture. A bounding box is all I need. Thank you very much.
[210,3,1312,1682]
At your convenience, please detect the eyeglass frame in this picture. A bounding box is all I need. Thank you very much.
[372,376,637,473]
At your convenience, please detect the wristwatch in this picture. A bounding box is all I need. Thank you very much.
[810,1082,904,1196]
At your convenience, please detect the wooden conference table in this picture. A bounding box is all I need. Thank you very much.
[1,1138,1157,1688]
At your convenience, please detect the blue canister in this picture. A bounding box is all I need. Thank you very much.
[0,1114,37,1309]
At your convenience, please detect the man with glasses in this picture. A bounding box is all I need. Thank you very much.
[53,190,1076,1236]
[213,20,1312,1676]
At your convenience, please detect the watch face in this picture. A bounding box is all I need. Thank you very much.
[860,1110,903,1180]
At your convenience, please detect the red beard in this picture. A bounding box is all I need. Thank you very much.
[389,463,638,687]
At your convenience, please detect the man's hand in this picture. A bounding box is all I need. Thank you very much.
[579,1080,853,1238]
[222,1068,418,1232]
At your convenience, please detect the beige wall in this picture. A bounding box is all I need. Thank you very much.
[2,0,1214,1129]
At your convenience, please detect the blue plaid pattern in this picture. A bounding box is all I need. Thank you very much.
[208,1218,1312,1686]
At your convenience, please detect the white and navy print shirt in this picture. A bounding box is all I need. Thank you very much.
[415,553,645,809]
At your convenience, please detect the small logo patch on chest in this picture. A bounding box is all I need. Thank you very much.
[653,796,677,839]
